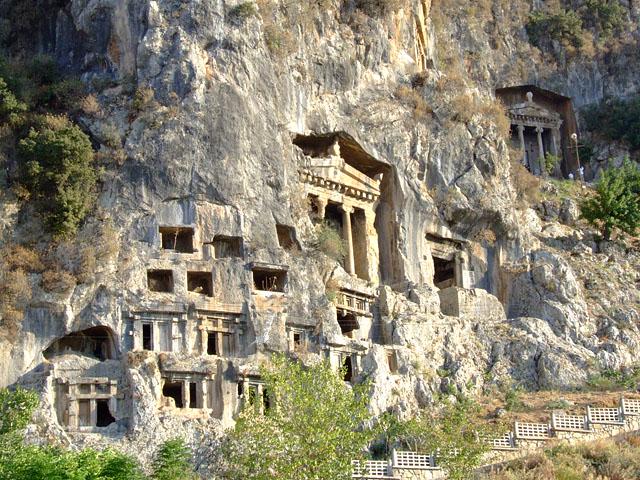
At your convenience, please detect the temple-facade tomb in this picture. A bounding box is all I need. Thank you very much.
[496,85,579,177]
[55,377,120,432]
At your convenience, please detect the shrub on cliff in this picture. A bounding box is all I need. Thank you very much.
[526,9,584,49]
[17,116,97,237]
[583,95,640,151]
[314,221,347,262]
[581,161,640,240]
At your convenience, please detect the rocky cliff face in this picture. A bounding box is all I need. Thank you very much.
[1,0,639,472]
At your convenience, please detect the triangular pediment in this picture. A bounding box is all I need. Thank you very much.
[509,102,560,120]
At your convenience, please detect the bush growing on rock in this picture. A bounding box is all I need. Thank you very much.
[526,9,584,49]
[583,95,640,151]
[18,117,98,237]
[580,161,640,240]
[314,221,347,261]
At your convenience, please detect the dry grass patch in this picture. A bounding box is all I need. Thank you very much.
[395,86,432,120]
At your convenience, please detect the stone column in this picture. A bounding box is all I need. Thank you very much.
[454,251,470,289]
[234,328,241,357]
[183,380,190,409]
[198,324,206,354]
[536,126,546,176]
[315,196,327,220]
[89,385,97,427]
[200,380,207,410]
[152,321,160,352]
[363,208,379,284]
[133,318,142,351]
[217,331,224,356]
[340,204,355,275]
[517,124,526,162]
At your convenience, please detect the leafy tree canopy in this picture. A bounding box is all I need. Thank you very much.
[218,355,374,480]
[581,160,640,240]
[18,118,97,237]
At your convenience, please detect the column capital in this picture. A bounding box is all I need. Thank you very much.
[339,204,354,214]
[516,124,525,132]
[535,126,544,133]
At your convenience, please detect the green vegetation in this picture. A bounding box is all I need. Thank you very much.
[583,95,640,151]
[582,0,627,38]
[526,10,584,49]
[0,387,196,480]
[229,2,258,20]
[482,437,640,480]
[0,387,38,435]
[543,153,560,175]
[355,0,408,18]
[315,221,347,261]
[580,161,640,240]
[526,1,627,51]
[18,118,97,237]
[218,356,373,480]
[0,55,98,237]
[585,365,640,391]
[388,397,498,480]
[504,386,527,412]
[151,439,198,480]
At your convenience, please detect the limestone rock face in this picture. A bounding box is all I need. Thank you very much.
[508,250,592,341]
[0,0,639,472]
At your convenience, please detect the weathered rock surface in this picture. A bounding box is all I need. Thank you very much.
[0,0,638,472]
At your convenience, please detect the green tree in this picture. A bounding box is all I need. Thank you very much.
[581,161,640,240]
[18,118,97,237]
[218,356,373,480]
[390,398,496,480]
[152,439,197,480]
[526,9,584,49]
[582,0,627,38]
[0,77,27,123]
[0,387,38,435]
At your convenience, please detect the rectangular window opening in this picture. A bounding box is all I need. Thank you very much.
[276,224,298,250]
[187,271,213,296]
[142,323,153,351]
[147,270,174,293]
[160,227,194,253]
[433,256,456,290]
[337,312,359,338]
[189,382,197,409]
[252,268,286,292]
[211,235,243,259]
[207,332,218,355]
[96,400,115,427]
[162,381,183,408]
